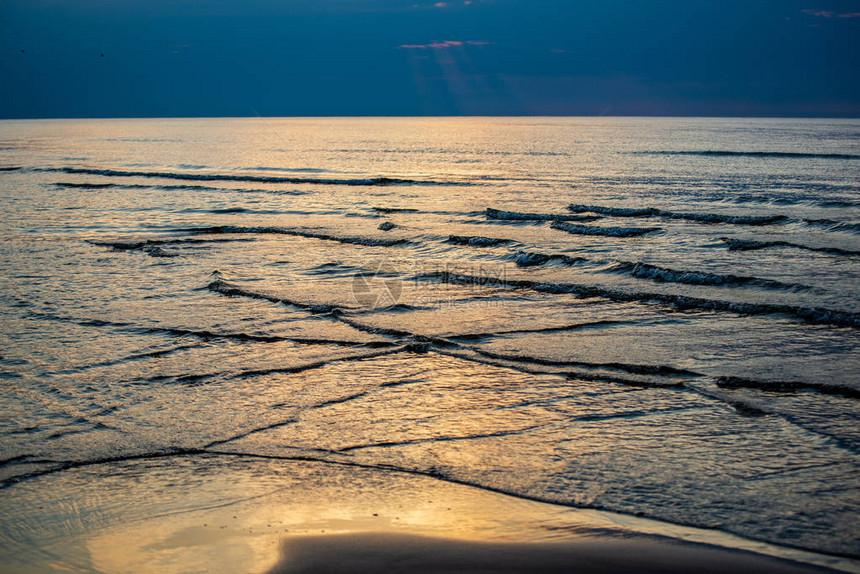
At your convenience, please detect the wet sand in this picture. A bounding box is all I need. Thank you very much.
[1,457,855,574]
[270,532,835,574]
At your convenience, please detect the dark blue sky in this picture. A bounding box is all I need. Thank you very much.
[1,0,858,118]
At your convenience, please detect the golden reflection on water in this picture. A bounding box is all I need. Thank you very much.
[37,458,838,574]
[75,459,590,574]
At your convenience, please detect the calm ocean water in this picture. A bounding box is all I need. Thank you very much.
[0,117,858,562]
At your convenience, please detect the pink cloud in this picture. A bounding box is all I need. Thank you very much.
[838,12,860,17]
[802,9,834,17]
[434,2,448,7]
[399,40,491,49]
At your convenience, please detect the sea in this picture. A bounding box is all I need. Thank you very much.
[0,117,858,568]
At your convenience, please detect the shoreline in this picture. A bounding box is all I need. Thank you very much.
[0,456,856,574]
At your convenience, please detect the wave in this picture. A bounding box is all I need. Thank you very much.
[144,326,393,348]
[511,251,586,267]
[180,207,306,215]
[803,219,860,235]
[567,205,661,218]
[372,207,420,213]
[472,348,697,377]
[716,376,860,399]
[440,348,688,388]
[509,250,805,290]
[158,347,409,387]
[305,262,357,276]
[207,280,423,337]
[87,239,179,258]
[447,235,515,247]
[305,262,397,278]
[417,271,860,328]
[551,220,661,237]
[26,308,391,350]
[48,167,460,187]
[88,237,252,258]
[208,279,342,314]
[317,147,568,158]
[674,212,788,225]
[486,207,599,222]
[635,150,860,160]
[55,182,117,189]
[238,166,341,174]
[446,320,630,342]
[817,199,860,208]
[719,237,860,257]
[714,195,860,209]
[567,204,789,226]
[607,261,808,291]
[695,390,770,417]
[0,166,22,172]
[53,181,309,196]
[184,225,410,247]
[203,207,249,214]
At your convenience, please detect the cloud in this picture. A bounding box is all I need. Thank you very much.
[435,1,479,6]
[801,9,860,19]
[413,0,477,8]
[802,9,834,17]
[398,40,493,49]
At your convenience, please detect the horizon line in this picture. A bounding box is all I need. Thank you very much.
[2,114,859,121]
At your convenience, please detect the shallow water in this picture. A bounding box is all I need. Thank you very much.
[0,117,858,560]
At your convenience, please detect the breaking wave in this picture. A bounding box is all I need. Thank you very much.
[417,271,860,328]
[183,225,410,247]
[88,239,180,258]
[207,279,343,314]
[510,251,586,267]
[719,237,860,257]
[447,235,515,247]
[567,204,789,226]
[607,261,807,290]
[803,219,860,235]
[55,182,117,189]
[87,237,253,258]
[635,150,860,160]
[237,166,342,174]
[716,376,860,399]
[712,195,860,208]
[506,250,805,290]
[486,207,600,222]
[54,181,308,195]
[48,167,461,187]
[372,207,420,214]
[551,220,661,237]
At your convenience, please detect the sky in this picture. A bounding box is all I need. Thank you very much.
[1,0,858,118]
